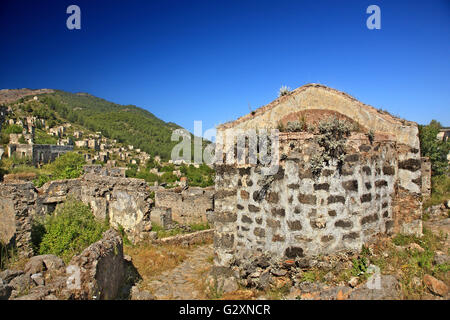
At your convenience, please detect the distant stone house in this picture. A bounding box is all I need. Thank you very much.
[7,144,73,166]
[437,129,450,142]
[213,83,429,276]
[73,131,83,139]
[75,140,88,148]
[87,139,99,151]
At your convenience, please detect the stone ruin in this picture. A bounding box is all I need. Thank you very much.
[212,84,430,280]
[0,166,215,258]
[154,187,214,225]
[7,144,74,166]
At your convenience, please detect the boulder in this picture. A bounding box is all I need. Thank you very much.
[433,252,450,266]
[423,274,448,297]
[348,277,359,288]
[348,275,401,300]
[31,273,45,286]
[0,269,24,284]
[257,270,272,290]
[24,254,65,274]
[9,273,34,295]
[222,276,239,293]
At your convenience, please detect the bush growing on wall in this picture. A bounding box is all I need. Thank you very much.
[310,117,352,175]
[37,198,109,262]
[33,152,86,187]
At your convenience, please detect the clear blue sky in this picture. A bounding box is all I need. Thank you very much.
[0,0,449,133]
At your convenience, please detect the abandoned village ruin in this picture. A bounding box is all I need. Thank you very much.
[212,83,430,279]
[0,84,437,299]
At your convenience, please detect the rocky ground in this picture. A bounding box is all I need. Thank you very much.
[2,211,448,300]
[128,214,448,300]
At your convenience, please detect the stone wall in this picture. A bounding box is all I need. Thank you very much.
[155,229,214,246]
[7,144,74,166]
[82,164,126,177]
[0,170,217,255]
[155,187,214,225]
[150,207,173,229]
[214,134,405,269]
[421,157,432,198]
[0,182,36,257]
[37,174,153,243]
[68,229,124,300]
[0,173,153,255]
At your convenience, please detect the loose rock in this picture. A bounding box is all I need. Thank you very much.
[423,274,448,297]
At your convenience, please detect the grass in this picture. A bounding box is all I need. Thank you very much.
[189,222,210,232]
[151,223,185,238]
[369,228,449,299]
[263,283,291,300]
[423,174,450,209]
[34,128,58,144]
[0,243,28,271]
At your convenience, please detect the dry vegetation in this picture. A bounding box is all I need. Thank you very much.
[124,244,189,283]
[124,243,198,292]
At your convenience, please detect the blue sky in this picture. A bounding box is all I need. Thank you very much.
[0,0,449,133]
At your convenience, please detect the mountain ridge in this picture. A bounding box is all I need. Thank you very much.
[0,89,191,160]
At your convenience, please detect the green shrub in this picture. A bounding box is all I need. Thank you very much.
[33,174,51,188]
[3,124,23,134]
[34,128,58,144]
[424,174,450,208]
[351,256,368,276]
[160,171,177,183]
[180,163,215,187]
[419,120,449,176]
[38,198,109,262]
[18,135,26,144]
[44,152,85,180]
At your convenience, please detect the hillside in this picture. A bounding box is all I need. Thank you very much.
[1,89,188,160]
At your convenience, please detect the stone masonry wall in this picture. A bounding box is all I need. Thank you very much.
[0,182,37,257]
[37,174,153,243]
[155,187,214,225]
[213,131,425,276]
[0,173,152,255]
[7,144,74,166]
[68,229,124,300]
[1,172,216,255]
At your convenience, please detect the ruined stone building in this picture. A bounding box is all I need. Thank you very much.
[0,165,215,257]
[212,84,429,276]
[437,128,449,142]
[7,144,73,166]
[154,187,214,225]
